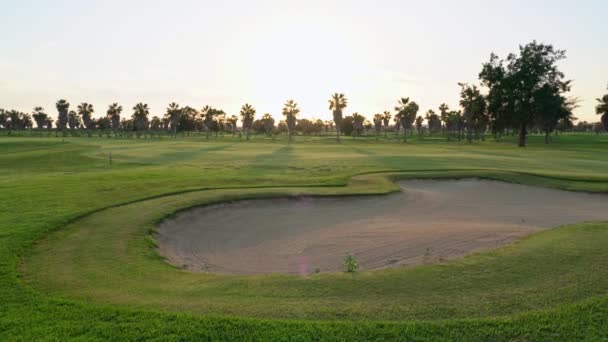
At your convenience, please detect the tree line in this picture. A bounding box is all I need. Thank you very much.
[1,41,607,146]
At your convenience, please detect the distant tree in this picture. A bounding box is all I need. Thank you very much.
[597,94,608,130]
[214,110,227,136]
[296,118,316,135]
[150,116,162,131]
[445,111,463,141]
[131,103,150,136]
[121,118,134,132]
[341,116,355,136]
[277,120,288,134]
[56,99,70,133]
[458,83,487,143]
[323,120,334,133]
[394,97,419,142]
[165,102,182,137]
[351,112,365,137]
[260,113,275,136]
[68,111,80,130]
[0,109,7,129]
[106,103,123,135]
[32,107,48,129]
[180,106,199,136]
[479,41,571,147]
[96,117,112,136]
[593,122,604,134]
[199,106,221,138]
[425,109,442,134]
[373,114,383,136]
[45,117,54,130]
[415,116,424,135]
[240,103,256,140]
[226,115,238,135]
[438,103,449,133]
[282,99,299,143]
[77,103,95,135]
[329,93,347,142]
[382,111,391,137]
[5,110,32,131]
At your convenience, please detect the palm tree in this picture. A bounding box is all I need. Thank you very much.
[32,107,48,130]
[329,93,347,142]
[45,117,54,130]
[373,114,383,136]
[165,102,181,137]
[77,103,95,135]
[106,103,123,136]
[282,99,299,143]
[132,103,150,137]
[68,110,80,130]
[239,104,256,140]
[227,115,238,135]
[459,83,486,144]
[382,111,391,137]
[394,98,420,142]
[597,94,608,131]
[439,103,449,133]
[261,113,275,136]
[55,99,70,134]
[415,116,424,135]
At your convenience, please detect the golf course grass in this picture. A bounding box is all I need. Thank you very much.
[3,133,608,340]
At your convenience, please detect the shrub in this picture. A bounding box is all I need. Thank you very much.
[343,253,359,273]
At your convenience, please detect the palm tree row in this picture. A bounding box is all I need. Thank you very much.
[2,83,606,144]
[1,92,603,142]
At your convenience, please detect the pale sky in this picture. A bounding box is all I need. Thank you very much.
[1,0,606,122]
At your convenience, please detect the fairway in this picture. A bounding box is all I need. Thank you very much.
[2,135,608,340]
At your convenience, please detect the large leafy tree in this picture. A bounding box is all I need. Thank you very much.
[106,103,123,134]
[329,93,347,142]
[131,103,150,136]
[535,87,577,143]
[394,97,419,141]
[55,99,70,132]
[165,102,182,137]
[32,107,48,129]
[239,104,256,140]
[282,99,299,143]
[597,94,608,130]
[479,41,571,147]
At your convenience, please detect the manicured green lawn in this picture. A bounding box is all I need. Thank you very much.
[2,133,608,340]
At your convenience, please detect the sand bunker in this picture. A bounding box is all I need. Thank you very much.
[156,179,608,275]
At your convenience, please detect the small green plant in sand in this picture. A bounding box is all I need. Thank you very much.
[343,253,359,273]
